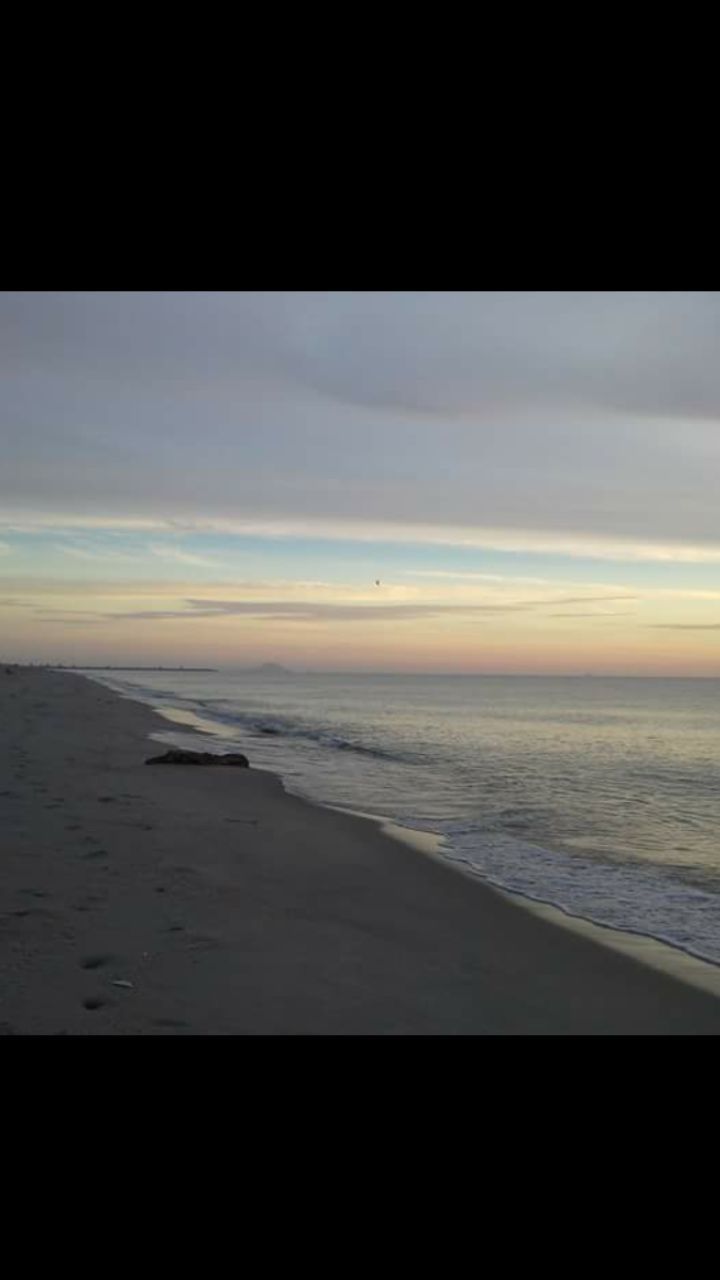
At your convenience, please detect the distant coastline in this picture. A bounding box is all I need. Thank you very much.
[49,666,218,673]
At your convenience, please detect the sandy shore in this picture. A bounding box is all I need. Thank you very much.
[2,667,720,1035]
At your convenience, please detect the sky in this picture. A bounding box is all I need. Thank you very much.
[2,290,719,674]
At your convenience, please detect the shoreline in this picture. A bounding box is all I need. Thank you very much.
[342,808,720,1000]
[118,679,720,1000]
[2,666,720,1033]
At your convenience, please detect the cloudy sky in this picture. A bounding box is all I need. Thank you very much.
[2,291,719,673]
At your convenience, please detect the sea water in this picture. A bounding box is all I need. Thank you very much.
[85,670,720,966]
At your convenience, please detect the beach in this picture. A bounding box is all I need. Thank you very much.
[2,667,720,1035]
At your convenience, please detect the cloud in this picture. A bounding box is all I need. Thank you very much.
[0,542,11,555]
[34,616,106,627]
[188,593,637,612]
[3,292,720,555]
[529,595,637,606]
[0,575,219,598]
[40,589,637,626]
[53,600,536,624]
[6,511,720,565]
[647,623,720,630]
[408,570,568,585]
[650,589,720,601]
[146,544,220,568]
[55,544,142,562]
[54,540,221,569]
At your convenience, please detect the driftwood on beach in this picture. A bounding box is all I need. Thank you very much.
[145,749,249,767]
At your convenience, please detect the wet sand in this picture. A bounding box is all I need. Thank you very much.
[2,667,720,1034]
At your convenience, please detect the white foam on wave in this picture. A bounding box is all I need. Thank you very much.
[423,822,720,968]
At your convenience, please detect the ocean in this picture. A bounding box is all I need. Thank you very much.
[85,670,720,966]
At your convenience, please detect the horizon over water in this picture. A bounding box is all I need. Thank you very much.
[83,668,720,968]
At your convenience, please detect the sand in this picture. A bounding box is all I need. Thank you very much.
[2,666,720,1035]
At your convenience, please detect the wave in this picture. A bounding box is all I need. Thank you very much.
[419,820,720,968]
[140,696,412,762]
[192,700,414,764]
[87,674,415,764]
[89,675,191,705]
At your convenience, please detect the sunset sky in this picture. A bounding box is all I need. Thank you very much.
[2,291,719,674]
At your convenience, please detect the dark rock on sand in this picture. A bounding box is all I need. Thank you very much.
[145,749,249,768]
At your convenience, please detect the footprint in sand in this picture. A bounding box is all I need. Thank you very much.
[79,954,113,970]
[12,904,54,919]
[73,894,106,912]
[185,932,222,952]
[82,996,111,1011]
